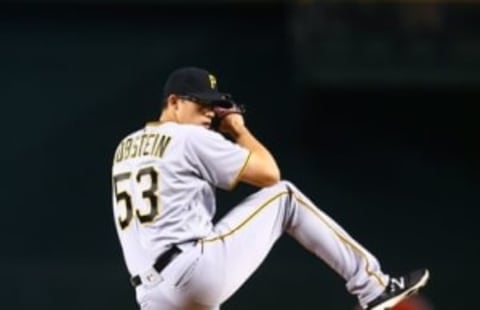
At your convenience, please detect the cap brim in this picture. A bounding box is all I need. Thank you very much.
[189,90,232,104]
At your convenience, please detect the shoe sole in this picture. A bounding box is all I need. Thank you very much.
[370,269,430,310]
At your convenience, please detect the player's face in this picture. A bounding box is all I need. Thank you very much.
[176,97,215,128]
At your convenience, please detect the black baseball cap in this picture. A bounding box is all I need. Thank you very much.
[163,67,232,104]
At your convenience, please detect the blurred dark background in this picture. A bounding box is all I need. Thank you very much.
[1,1,478,309]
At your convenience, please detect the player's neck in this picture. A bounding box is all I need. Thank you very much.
[158,110,177,124]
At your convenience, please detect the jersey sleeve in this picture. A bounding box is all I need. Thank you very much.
[185,127,251,190]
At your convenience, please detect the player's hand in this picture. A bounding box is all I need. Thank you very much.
[211,101,246,138]
[217,113,245,138]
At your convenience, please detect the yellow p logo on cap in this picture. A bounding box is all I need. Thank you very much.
[208,74,217,89]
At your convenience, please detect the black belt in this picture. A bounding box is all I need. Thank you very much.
[130,246,182,288]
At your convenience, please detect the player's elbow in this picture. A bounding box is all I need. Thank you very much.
[248,169,280,187]
[239,156,281,187]
[262,166,281,186]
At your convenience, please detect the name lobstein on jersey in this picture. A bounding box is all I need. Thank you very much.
[114,134,172,162]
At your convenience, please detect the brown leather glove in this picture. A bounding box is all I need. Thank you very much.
[211,100,246,131]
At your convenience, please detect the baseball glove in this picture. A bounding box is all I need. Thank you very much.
[211,100,246,131]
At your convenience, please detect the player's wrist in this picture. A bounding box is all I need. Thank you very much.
[229,122,248,140]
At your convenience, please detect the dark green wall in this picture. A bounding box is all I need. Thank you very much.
[1,3,477,310]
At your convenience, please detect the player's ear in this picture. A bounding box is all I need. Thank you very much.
[166,94,180,110]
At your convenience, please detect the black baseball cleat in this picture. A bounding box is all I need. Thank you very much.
[364,269,430,310]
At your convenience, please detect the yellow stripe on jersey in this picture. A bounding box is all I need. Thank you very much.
[145,121,162,127]
[202,191,289,243]
[293,194,387,287]
[201,189,387,287]
[228,150,252,191]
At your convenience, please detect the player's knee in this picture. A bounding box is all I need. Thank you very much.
[279,179,296,189]
[275,179,297,195]
[276,180,300,227]
[260,179,298,200]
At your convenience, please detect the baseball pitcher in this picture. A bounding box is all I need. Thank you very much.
[111,67,429,310]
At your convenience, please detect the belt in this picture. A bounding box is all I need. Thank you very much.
[130,246,182,288]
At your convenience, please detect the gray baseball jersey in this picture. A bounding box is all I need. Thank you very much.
[112,122,391,310]
[112,122,249,276]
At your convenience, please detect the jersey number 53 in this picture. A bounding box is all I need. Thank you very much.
[112,166,160,230]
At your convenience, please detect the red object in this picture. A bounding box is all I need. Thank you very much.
[391,296,433,310]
